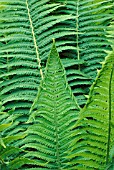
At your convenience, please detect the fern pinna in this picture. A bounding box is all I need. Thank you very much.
[67,49,114,169]
[21,40,80,169]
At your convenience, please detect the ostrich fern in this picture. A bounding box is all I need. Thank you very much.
[16,40,114,170]
[21,40,80,169]
[0,0,114,169]
[51,0,113,106]
[0,0,74,114]
[0,104,31,170]
[0,0,113,114]
[67,49,114,169]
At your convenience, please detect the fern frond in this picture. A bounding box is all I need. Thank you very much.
[0,105,30,170]
[22,40,80,169]
[68,49,114,169]
[51,0,113,107]
[0,0,73,114]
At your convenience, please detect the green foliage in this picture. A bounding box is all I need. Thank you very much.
[51,0,113,106]
[0,103,31,170]
[107,19,114,47]
[0,0,73,114]
[0,0,114,169]
[106,146,114,170]
[0,0,113,115]
[67,49,114,169]
[21,40,80,169]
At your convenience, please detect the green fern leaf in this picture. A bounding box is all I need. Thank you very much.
[68,49,114,169]
[22,40,80,169]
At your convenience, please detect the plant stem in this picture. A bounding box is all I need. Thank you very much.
[26,0,43,79]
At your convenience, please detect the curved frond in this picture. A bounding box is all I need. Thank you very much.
[68,49,114,169]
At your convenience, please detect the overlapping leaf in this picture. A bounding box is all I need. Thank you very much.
[51,0,113,106]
